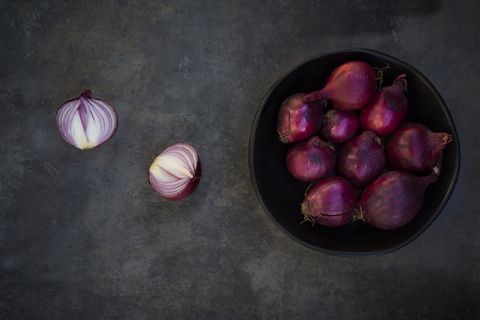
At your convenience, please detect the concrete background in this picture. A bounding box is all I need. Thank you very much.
[1,0,478,319]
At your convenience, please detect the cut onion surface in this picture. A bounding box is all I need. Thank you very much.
[149,142,202,201]
[56,90,118,150]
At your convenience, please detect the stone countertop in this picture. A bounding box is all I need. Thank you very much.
[0,1,478,319]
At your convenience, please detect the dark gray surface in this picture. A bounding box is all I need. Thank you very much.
[0,0,478,319]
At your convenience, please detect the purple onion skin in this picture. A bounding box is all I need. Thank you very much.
[301,176,357,227]
[303,61,377,112]
[358,170,438,230]
[277,93,323,143]
[319,109,359,144]
[387,122,452,173]
[337,130,386,189]
[286,136,336,182]
[360,74,408,136]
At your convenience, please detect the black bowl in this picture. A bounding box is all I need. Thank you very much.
[249,48,460,257]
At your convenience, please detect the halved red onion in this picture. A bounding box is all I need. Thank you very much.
[149,142,202,201]
[56,90,118,150]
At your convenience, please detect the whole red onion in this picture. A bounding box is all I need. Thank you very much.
[303,61,378,112]
[357,170,438,230]
[337,130,386,189]
[319,109,359,144]
[301,176,357,227]
[277,93,323,143]
[286,136,336,182]
[387,122,452,173]
[360,74,408,136]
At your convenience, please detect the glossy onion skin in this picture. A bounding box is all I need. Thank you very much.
[319,109,359,144]
[337,130,386,189]
[360,74,408,136]
[286,136,336,182]
[301,176,357,227]
[304,61,378,112]
[387,122,452,173]
[358,170,437,230]
[277,93,323,143]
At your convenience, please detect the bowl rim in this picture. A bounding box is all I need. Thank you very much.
[248,47,461,257]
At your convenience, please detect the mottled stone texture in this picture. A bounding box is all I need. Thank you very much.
[0,0,479,319]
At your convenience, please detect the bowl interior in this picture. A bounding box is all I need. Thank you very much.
[249,49,460,257]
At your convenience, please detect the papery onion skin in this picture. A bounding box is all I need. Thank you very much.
[357,170,438,230]
[303,61,378,112]
[149,142,202,201]
[319,108,359,144]
[301,176,357,227]
[286,136,336,182]
[337,130,386,189]
[360,74,408,136]
[277,93,323,143]
[387,122,452,173]
[56,90,118,150]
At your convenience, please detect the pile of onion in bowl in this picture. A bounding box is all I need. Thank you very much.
[277,60,452,230]
[249,49,460,256]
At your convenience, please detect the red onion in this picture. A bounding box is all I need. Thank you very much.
[337,130,386,189]
[277,93,323,143]
[303,61,378,112]
[357,169,438,230]
[301,176,357,227]
[360,74,408,136]
[286,136,336,182]
[149,142,202,201]
[319,108,359,144]
[56,90,118,150]
[387,122,452,173]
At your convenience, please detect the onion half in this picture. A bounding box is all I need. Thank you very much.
[56,90,118,150]
[149,142,202,201]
